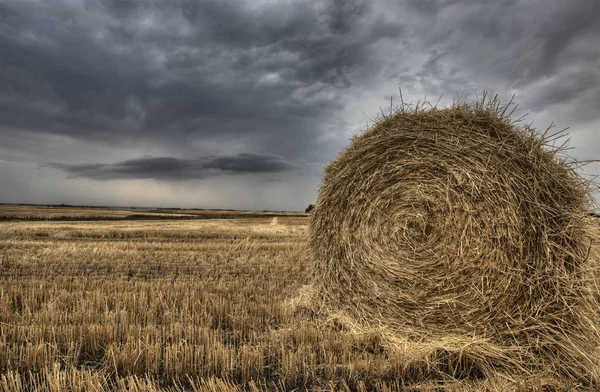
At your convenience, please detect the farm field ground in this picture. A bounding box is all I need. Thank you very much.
[1,206,599,391]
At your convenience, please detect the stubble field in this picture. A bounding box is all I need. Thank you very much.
[2,205,598,391]
[0,206,413,392]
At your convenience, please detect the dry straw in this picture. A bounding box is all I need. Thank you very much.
[308,93,600,387]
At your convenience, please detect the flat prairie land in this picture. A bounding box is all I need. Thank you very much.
[1,207,409,392]
[2,206,598,391]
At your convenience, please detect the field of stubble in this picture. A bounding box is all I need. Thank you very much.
[4,206,594,391]
[0,206,425,392]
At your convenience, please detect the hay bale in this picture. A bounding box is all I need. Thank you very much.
[309,96,600,385]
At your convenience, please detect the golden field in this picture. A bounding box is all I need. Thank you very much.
[1,205,598,391]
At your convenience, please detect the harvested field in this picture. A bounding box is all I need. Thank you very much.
[0,205,305,222]
[2,206,598,391]
[0,210,444,391]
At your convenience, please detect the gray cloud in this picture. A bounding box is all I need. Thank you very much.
[202,153,296,173]
[0,0,401,162]
[48,153,297,181]
[389,0,599,100]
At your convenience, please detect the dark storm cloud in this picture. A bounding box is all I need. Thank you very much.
[48,153,297,181]
[3,0,594,156]
[0,0,401,161]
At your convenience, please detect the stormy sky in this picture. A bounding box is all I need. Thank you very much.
[0,0,598,211]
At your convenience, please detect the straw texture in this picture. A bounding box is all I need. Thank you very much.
[309,96,600,386]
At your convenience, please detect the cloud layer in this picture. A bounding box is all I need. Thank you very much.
[48,153,297,180]
[0,0,598,210]
[0,0,401,161]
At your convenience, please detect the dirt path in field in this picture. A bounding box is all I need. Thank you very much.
[270,217,278,225]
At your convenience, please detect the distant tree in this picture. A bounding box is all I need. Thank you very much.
[305,204,315,213]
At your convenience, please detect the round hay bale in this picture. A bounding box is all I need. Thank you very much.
[309,96,600,384]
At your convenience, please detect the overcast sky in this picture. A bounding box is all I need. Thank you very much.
[0,0,598,211]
